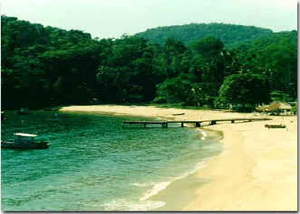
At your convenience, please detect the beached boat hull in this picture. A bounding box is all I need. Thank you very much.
[1,141,49,149]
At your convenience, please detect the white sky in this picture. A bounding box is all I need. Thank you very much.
[1,0,298,39]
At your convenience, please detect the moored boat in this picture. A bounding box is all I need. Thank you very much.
[1,133,49,149]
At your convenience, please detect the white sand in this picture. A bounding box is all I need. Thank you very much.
[61,105,297,211]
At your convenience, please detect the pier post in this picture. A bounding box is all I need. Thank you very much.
[210,120,216,125]
[195,122,200,127]
[181,122,184,127]
[162,122,168,128]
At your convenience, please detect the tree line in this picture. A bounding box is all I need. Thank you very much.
[1,16,297,111]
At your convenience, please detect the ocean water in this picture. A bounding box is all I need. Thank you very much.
[1,111,222,211]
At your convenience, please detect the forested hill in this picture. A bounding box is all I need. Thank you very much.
[135,23,273,46]
[1,16,297,112]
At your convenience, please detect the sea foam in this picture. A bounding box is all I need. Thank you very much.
[199,129,208,140]
[139,160,210,202]
[102,199,166,211]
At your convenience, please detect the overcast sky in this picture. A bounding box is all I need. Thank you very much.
[1,0,297,39]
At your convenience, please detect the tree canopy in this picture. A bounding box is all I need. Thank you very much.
[218,73,270,111]
[135,23,273,46]
[1,16,297,111]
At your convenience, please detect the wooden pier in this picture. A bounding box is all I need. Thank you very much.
[122,118,271,128]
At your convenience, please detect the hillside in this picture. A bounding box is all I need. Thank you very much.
[1,16,297,111]
[135,23,273,46]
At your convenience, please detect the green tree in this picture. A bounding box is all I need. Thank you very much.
[218,73,270,111]
[190,36,224,57]
[232,31,297,100]
[1,15,296,111]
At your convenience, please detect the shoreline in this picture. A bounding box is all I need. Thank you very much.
[60,105,297,211]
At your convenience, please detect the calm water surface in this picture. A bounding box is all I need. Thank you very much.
[2,111,222,211]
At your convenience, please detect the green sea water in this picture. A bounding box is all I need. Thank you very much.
[1,111,222,211]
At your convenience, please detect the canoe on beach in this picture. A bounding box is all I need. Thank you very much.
[172,113,185,116]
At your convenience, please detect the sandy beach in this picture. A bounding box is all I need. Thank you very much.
[60,105,297,211]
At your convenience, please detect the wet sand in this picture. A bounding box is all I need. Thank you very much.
[60,105,297,211]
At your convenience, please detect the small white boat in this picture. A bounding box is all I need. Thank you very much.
[1,133,49,149]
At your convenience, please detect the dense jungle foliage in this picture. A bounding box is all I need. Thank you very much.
[1,16,297,111]
[135,23,273,46]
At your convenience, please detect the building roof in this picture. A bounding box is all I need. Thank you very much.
[256,101,292,112]
[267,101,292,111]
